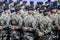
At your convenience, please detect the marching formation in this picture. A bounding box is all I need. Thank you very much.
[0,0,60,40]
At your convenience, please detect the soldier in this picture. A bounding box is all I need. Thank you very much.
[0,5,11,40]
[57,5,60,40]
[44,9,53,40]
[10,5,23,40]
[1,5,11,25]
[23,6,38,40]
[9,19,20,40]
[50,6,58,22]
[50,6,58,40]
[34,7,46,40]
[0,17,8,40]
[35,6,45,19]
[15,5,23,28]
[37,9,53,40]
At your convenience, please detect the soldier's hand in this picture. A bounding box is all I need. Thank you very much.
[23,27,28,31]
[0,26,2,30]
[11,26,16,30]
[51,26,55,29]
[38,32,43,37]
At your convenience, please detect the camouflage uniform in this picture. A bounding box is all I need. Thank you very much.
[10,13,23,29]
[0,17,8,40]
[37,14,52,40]
[57,6,60,40]
[38,9,53,40]
[50,13,59,39]
[23,14,38,40]
[34,11,39,16]
[10,5,23,40]
[58,13,60,40]
[43,16,52,40]
[22,11,28,19]
[1,12,11,26]
[9,19,21,40]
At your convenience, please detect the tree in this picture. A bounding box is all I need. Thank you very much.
[58,0,60,4]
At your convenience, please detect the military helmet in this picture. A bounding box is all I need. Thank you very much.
[30,1,34,5]
[28,6,35,11]
[10,7,15,13]
[15,5,21,12]
[4,5,9,11]
[39,6,46,10]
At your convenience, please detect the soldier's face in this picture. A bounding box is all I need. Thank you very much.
[58,10,60,13]
[39,10,43,13]
[5,10,10,14]
[28,10,34,15]
[52,9,57,13]
[18,10,22,14]
[11,25,16,30]
[0,26,2,30]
